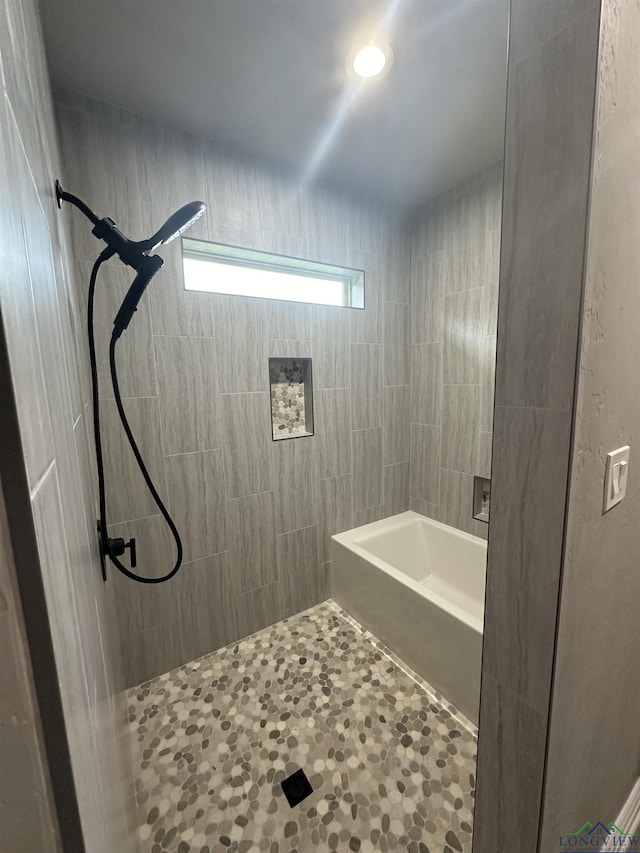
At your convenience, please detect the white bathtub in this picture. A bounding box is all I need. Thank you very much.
[331,511,486,724]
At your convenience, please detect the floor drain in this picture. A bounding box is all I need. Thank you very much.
[281,768,313,808]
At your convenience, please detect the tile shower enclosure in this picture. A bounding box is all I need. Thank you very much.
[57,90,501,687]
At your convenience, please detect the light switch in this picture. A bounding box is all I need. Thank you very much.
[603,445,630,513]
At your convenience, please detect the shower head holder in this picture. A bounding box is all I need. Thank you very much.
[55,180,158,271]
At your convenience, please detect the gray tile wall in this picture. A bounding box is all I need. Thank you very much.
[56,92,411,687]
[0,479,61,851]
[408,165,502,538]
[540,0,640,845]
[0,1,136,850]
[472,3,602,852]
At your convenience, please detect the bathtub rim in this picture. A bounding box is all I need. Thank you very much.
[332,510,486,636]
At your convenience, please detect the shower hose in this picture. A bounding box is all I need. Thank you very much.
[88,251,183,583]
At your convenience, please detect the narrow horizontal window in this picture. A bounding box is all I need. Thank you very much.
[182,238,364,308]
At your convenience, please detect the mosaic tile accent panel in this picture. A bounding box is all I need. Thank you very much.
[128,601,476,852]
[269,357,313,440]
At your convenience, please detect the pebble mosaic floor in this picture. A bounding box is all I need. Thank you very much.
[128,600,477,853]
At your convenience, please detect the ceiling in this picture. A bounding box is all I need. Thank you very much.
[39,0,509,208]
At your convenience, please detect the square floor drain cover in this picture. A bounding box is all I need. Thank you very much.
[281,768,313,807]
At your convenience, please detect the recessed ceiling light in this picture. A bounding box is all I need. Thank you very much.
[353,44,388,79]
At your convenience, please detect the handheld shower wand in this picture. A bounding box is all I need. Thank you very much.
[56,181,206,583]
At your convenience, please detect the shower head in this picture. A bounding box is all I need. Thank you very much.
[55,181,208,341]
[55,182,207,267]
[109,202,205,337]
[143,201,207,251]
[56,182,207,336]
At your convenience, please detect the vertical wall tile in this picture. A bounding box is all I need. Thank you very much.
[410,497,440,520]
[350,343,382,429]
[312,307,350,389]
[179,552,233,663]
[446,182,490,295]
[352,428,383,511]
[477,431,493,479]
[384,221,411,304]
[232,581,286,640]
[384,302,410,385]
[3,3,53,202]
[276,525,320,614]
[107,521,182,662]
[480,334,497,433]
[354,505,384,526]
[347,201,384,254]
[82,260,157,400]
[411,344,441,426]
[484,162,504,231]
[267,300,311,341]
[350,251,382,343]
[272,437,317,534]
[165,450,227,563]
[411,254,445,345]
[411,195,445,261]
[57,105,143,263]
[483,406,572,709]
[474,674,547,853]
[30,467,83,708]
[0,129,54,490]
[319,561,331,601]
[409,424,440,504]
[213,296,268,393]
[134,117,206,212]
[384,462,410,517]
[443,289,481,385]
[259,230,310,261]
[314,388,351,478]
[101,397,164,525]
[268,339,312,359]
[480,228,501,336]
[495,7,599,411]
[441,385,480,474]
[202,143,259,247]
[317,475,353,564]
[384,385,410,465]
[226,491,277,595]
[255,162,310,239]
[307,187,349,265]
[121,621,186,688]
[154,335,220,454]
[149,241,217,338]
[220,393,273,498]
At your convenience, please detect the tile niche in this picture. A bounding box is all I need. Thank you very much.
[269,357,314,440]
